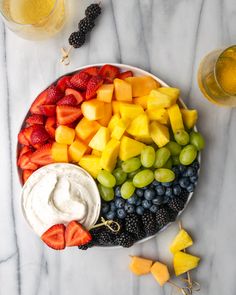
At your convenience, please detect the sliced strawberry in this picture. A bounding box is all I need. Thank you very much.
[56,106,82,125]
[30,143,53,166]
[39,105,56,117]
[86,76,104,100]
[18,151,38,170]
[21,125,38,145]
[57,75,73,92]
[45,117,56,138]
[57,94,78,106]
[70,72,91,90]
[65,89,84,104]
[26,114,45,126]
[30,125,50,145]
[65,221,92,247]
[80,66,99,76]
[22,169,34,184]
[41,224,66,250]
[45,85,64,104]
[30,90,48,114]
[19,146,32,158]
[99,64,120,83]
[118,70,133,79]
[18,130,30,146]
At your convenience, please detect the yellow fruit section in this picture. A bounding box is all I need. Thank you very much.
[112,101,121,114]
[96,84,114,103]
[108,114,121,131]
[125,76,159,97]
[114,78,132,102]
[168,104,184,134]
[79,155,101,178]
[119,136,146,161]
[127,113,149,138]
[68,140,87,162]
[146,108,169,125]
[81,99,105,120]
[92,149,102,157]
[120,103,144,120]
[173,252,200,276]
[180,109,198,129]
[129,256,153,276]
[52,142,68,163]
[158,87,180,104]
[111,119,129,140]
[170,229,193,253]
[89,127,110,152]
[55,125,75,145]
[150,121,170,147]
[151,261,170,286]
[97,103,112,127]
[133,95,149,109]
[147,90,173,109]
[75,118,101,141]
[100,138,120,172]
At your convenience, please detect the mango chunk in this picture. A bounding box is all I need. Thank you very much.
[55,125,75,145]
[97,84,114,103]
[173,252,200,276]
[108,114,121,131]
[81,99,105,120]
[119,136,146,161]
[151,261,170,286]
[167,104,184,134]
[147,90,173,109]
[133,95,149,109]
[180,109,198,129]
[114,78,132,102]
[127,113,149,138]
[100,138,120,172]
[170,229,193,254]
[97,103,112,127]
[158,87,180,104]
[89,127,110,152]
[111,119,129,140]
[150,121,170,147]
[52,142,68,163]
[112,101,121,114]
[68,140,87,162]
[125,76,159,97]
[75,118,101,141]
[120,103,144,120]
[129,256,153,276]
[79,155,101,178]
[146,108,169,125]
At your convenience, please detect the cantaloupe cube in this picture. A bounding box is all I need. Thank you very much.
[167,104,184,134]
[127,113,149,138]
[92,149,102,157]
[112,101,121,114]
[89,127,110,152]
[180,109,198,129]
[52,142,68,162]
[97,84,114,103]
[133,95,149,109]
[79,155,101,178]
[68,140,87,162]
[151,261,170,286]
[173,252,200,276]
[97,103,112,127]
[100,138,120,172]
[114,78,132,102]
[125,76,159,97]
[120,103,144,120]
[81,99,105,120]
[55,125,75,145]
[170,229,193,253]
[129,256,153,276]
[150,121,170,147]
[119,136,146,161]
[146,108,169,125]
[75,118,101,141]
[108,114,121,131]
[158,87,180,104]
[147,90,173,109]
[111,119,129,140]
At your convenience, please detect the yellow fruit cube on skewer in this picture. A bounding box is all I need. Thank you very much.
[170,229,193,253]
[151,261,170,286]
[129,256,153,276]
[173,251,200,276]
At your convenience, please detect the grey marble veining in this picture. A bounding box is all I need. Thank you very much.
[0,0,236,294]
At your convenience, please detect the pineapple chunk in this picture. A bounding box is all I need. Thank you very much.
[108,114,121,131]
[133,95,149,109]
[89,127,110,152]
[129,256,153,276]
[173,252,200,276]
[158,87,180,104]
[125,76,159,97]
[112,101,121,114]
[120,103,144,120]
[75,118,101,141]
[111,119,129,140]
[135,135,154,144]
[114,78,132,102]
[127,113,149,138]
[167,104,184,134]
[146,108,169,125]
[151,261,170,286]
[97,84,114,103]
[119,136,146,161]
[170,229,193,253]
[68,140,87,162]
[81,99,105,120]
[79,155,101,178]
[52,142,68,163]
[147,90,173,109]
[55,125,75,145]
[92,149,102,157]
[180,109,198,129]
[97,103,112,127]
[100,138,120,172]
[150,121,170,147]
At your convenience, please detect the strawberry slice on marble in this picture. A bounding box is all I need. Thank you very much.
[65,221,92,247]
[41,224,66,250]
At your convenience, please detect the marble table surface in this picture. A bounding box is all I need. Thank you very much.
[0,0,236,294]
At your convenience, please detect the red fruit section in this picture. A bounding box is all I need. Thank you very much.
[41,224,66,250]
[65,221,92,247]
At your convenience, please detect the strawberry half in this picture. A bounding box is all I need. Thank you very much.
[45,85,64,104]
[65,221,92,247]
[30,143,53,166]
[86,76,103,100]
[18,146,32,158]
[57,75,73,92]
[39,105,56,117]
[65,89,84,104]
[57,94,78,106]
[118,70,133,79]
[26,114,45,126]
[30,125,50,145]
[70,72,91,90]
[30,90,48,114]
[80,66,99,76]
[41,224,66,250]
[56,106,82,125]
[22,169,34,184]
[99,64,120,83]
[18,151,38,170]
[45,117,56,138]
[18,130,30,146]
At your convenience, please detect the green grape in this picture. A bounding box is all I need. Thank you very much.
[128,169,142,179]
[190,131,205,151]
[112,168,127,185]
[179,144,197,165]
[163,158,172,169]
[121,181,136,199]
[174,129,190,146]
[166,141,182,156]
[98,183,114,202]
[97,170,116,188]
[133,169,154,188]
[153,147,171,168]
[121,157,141,173]
[154,168,175,183]
[172,155,181,166]
[141,146,156,168]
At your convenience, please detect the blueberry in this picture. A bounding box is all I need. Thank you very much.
[152,180,160,186]
[162,195,170,204]
[172,166,180,175]
[110,201,116,212]
[136,189,144,197]
[179,164,187,174]
[190,175,198,183]
[162,182,172,187]
[186,167,196,177]
[127,194,138,205]
[179,177,190,188]
[172,179,179,186]
[115,186,122,197]
[192,161,200,170]
[101,203,110,214]
[136,198,142,206]
[152,196,164,205]
[144,189,156,200]
[106,211,116,220]
[165,187,173,197]
[136,206,144,215]
[155,185,165,196]
[125,203,135,213]
[115,198,125,208]
[117,208,126,219]
[173,185,182,196]
[149,184,155,189]
[142,200,152,209]
[141,186,148,190]
[186,183,195,193]
[150,205,158,213]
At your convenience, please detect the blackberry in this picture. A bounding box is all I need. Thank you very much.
[134,230,146,241]
[179,189,189,202]
[108,218,125,235]
[156,207,170,228]
[78,17,95,33]
[95,230,115,246]
[168,208,178,222]
[125,213,143,235]
[142,211,159,236]
[78,241,94,250]
[85,3,101,20]
[115,231,135,248]
[69,31,86,48]
[168,197,185,213]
